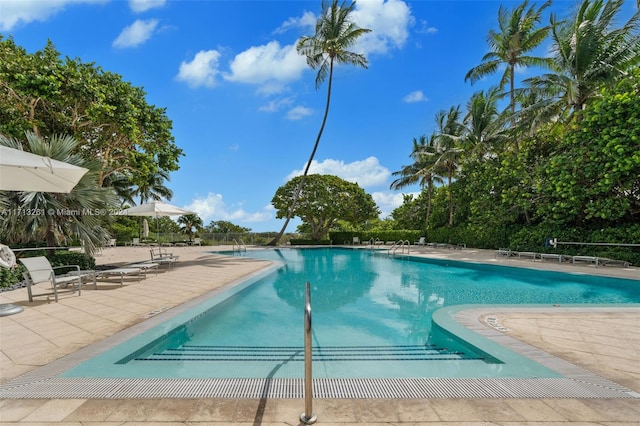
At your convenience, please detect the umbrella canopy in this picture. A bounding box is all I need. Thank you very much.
[118,201,195,217]
[0,145,88,193]
[118,201,196,244]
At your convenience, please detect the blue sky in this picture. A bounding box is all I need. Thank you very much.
[1,0,626,232]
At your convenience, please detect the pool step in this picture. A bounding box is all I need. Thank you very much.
[135,344,483,362]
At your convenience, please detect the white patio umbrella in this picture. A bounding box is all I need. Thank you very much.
[0,145,88,193]
[118,201,195,244]
[0,146,88,316]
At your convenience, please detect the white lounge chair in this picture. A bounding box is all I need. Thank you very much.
[192,237,202,246]
[352,236,361,245]
[20,256,83,302]
[150,247,179,268]
[96,267,143,286]
[414,237,426,246]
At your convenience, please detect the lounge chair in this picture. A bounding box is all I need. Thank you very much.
[352,237,361,245]
[106,238,116,247]
[96,267,143,286]
[572,255,600,266]
[600,258,631,268]
[495,248,514,258]
[20,256,82,302]
[414,237,426,246]
[539,253,571,263]
[129,237,144,246]
[192,237,201,246]
[150,247,179,268]
[517,251,538,260]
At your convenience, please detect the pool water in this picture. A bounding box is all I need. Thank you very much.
[65,248,640,379]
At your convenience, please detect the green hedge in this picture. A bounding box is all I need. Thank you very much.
[290,239,332,245]
[330,230,423,244]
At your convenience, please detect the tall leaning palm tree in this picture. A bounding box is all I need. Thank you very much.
[523,0,640,122]
[390,135,442,229]
[465,0,551,153]
[268,0,371,245]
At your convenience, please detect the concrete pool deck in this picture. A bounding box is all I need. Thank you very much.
[1,245,639,424]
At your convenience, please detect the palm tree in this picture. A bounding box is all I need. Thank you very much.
[433,106,465,226]
[268,0,371,245]
[0,132,117,255]
[461,87,507,160]
[177,214,203,242]
[130,169,173,205]
[523,0,640,121]
[465,0,551,153]
[390,135,442,229]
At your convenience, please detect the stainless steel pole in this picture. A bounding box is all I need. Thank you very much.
[300,281,317,424]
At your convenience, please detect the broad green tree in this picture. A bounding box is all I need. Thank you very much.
[272,174,379,240]
[536,70,640,224]
[0,132,117,254]
[0,37,183,192]
[205,220,251,233]
[465,0,551,153]
[269,0,371,245]
[523,0,640,121]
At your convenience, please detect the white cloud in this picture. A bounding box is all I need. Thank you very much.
[176,50,222,88]
[286,157,391,188]
[0,0,107,31]
[351,0,413,56]
[185,193,273,224]
[224,41,307,90]
[129,0,165,13]
[274,11,316,34]
[403,90,428,103]
[286,106,313,120]
[113,19,158,48]
[258,97,294,113]
[372,191,418,218]
[416,19,438,35]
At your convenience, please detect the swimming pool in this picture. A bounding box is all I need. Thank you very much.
[64,248,640,381]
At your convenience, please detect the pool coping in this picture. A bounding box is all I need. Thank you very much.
[2,303,638,399]
[1,249,639,400]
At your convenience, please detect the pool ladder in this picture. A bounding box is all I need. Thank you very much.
[232,239,246,254]
[388,240,410,256]
[300,281,317,424]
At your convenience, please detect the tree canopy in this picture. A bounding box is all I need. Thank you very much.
[390,0,640,263]
[272,174,379,240]
[0,36,183,191]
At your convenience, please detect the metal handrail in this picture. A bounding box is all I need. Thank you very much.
[232,239,246,253]
[300,281,317,424]
[389,240,410,256]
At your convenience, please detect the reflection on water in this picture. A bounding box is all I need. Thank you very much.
[111,247,639,378]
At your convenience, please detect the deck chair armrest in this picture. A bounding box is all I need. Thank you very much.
[52,264,81,275]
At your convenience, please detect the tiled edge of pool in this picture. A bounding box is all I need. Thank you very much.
[1,300,638,399]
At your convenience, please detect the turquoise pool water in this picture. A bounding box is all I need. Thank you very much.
[65,248,640,379]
